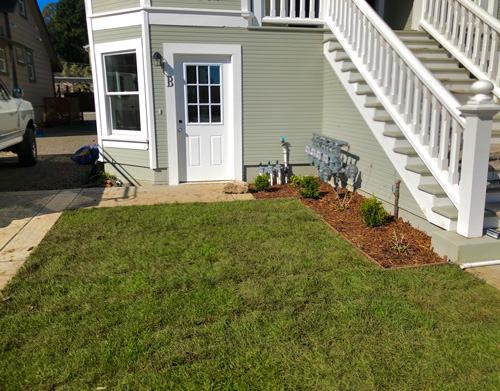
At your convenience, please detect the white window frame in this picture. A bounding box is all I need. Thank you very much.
[0,48,7,73]
[94,39,148,146]
[26,51,35,81]
[18,0,26,17]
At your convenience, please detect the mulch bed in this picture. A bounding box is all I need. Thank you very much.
[250,180,446,269]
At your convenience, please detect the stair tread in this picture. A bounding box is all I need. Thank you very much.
[419,183,447,196]
[383,130,405,138]
[432,205,497,220]
[406,164,431,175]
[373,115,394,123]
[394,146,418,156]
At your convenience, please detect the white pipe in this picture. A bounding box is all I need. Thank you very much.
[460,260,500,269]
[282,142,288,184]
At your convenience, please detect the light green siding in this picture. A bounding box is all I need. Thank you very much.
[322,58,424,218]
[384,0,415,30]
[103,148,150,167]
[151,0,241,10]
[150,26,325,170]
[91,0,140,14]
[93,26,142,45]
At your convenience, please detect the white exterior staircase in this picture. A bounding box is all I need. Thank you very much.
[257,0,500,238]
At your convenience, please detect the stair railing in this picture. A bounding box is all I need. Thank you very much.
[324,0,465,208]
[254,0,325,25]
[418,0,500,98]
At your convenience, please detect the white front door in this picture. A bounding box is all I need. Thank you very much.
[175,56,232,182]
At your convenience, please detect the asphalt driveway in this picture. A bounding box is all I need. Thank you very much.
[0,120,98,192]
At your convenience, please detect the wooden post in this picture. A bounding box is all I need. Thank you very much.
[411,0,425,30]
[457,80,500,237]
[253,0,264,26]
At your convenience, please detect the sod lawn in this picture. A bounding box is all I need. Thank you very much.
[1,199,500,390]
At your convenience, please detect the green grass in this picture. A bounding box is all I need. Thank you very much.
[1,199,500,390]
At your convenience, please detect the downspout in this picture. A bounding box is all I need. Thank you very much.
[4,12,18,90]
[460,260,500,270]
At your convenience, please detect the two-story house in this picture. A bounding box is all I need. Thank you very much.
[84,0,500,263]
[0,0,61,122]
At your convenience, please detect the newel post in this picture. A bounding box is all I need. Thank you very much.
[411,0,425,30]
[457,80,500,238]
[252,0,264,26]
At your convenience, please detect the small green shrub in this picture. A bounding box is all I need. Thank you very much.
[298,175,319,199]
[290,175,302,188]
[360,196,387,227]
[254,174,270,191]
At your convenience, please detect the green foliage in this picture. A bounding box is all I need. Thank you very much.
[43,0,89,64]
[298,175,319,199]
[254,174,270,191]
[360,196,387,227]
[290,175,302,188]
[1,201,500,390]
[391,231,409,253]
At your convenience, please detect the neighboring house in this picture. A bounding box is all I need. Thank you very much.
[0,0,61,122]
[84,0,500,261]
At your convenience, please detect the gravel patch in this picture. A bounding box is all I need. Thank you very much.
[0,121,98,192]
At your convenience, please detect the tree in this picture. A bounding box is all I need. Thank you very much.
[43,0,89,64]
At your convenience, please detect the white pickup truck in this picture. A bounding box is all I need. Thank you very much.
[0,79,37,166]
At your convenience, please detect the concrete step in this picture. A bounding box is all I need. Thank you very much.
[412,48,453,59]
[373,115,395,124]
[383,129,406,139]
[403,41,442,50]
[406,164,431,176]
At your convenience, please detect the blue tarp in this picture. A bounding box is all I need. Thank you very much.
[72,139,99,165]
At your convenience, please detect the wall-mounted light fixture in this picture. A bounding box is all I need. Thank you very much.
[153,52,162,67]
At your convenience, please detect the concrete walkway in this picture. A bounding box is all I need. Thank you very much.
[0,184,253,290]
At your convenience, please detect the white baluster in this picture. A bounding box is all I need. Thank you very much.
[458,5,467,51]
[465,10,474,57]
[472,19,482,65]
[290,0,296,18]
[438,108,451,170]
[412,79,423,134]
[270,0,276,17]
[451,1,460,45]
[445,0,453,39]
[479,24,490,71]
[439,0,447,33]
[420,89,431,144]
[488,32,499,80]
[300,0,305,19]
[429,96,440,157]
[404,73,414,123]
[309,0,315,19]
[280,0,286,18]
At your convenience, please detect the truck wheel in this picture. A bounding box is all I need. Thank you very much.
[17,126,37,167]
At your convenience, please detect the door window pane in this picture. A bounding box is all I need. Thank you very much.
[105,53,138,92]
[187,86,197,104]
[210,66,220,84]
[198,66,208,84]
[199,86,209,104]
[110,95,141,131]
[210,86,220,104]
[211,105,221,123]
[188,105,198,123]
[200,105,210,123]
[187,66,197,84]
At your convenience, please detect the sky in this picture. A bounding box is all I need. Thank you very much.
[37,0,58,12]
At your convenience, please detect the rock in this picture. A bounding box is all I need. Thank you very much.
[224,180,249,194]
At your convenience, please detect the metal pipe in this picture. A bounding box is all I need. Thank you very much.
[460,260,500,269]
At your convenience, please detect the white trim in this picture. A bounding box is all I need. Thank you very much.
[141,11,157,169]
[90,8,249,30]
[92,12,143,30]
[84,0,93,15]
[94,39,149,147]
[163,44,242,185]
[86,16,104,162]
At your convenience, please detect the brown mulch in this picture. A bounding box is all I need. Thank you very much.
[250,181,446,269]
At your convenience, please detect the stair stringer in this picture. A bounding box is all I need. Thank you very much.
[323,43,456,231]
